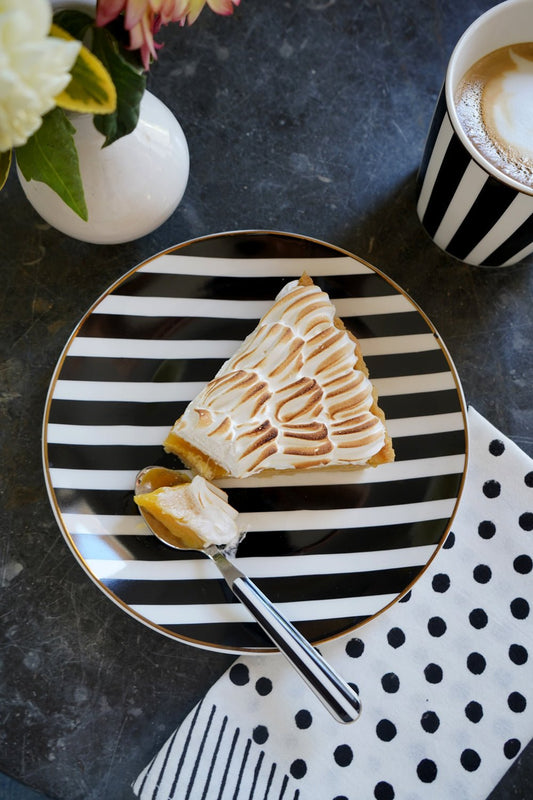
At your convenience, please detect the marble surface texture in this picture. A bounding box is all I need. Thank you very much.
[0,1,532,799]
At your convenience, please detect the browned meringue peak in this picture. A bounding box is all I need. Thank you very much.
[164,277,391,478]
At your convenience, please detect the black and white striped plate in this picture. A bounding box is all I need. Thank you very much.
[43,231,468,654]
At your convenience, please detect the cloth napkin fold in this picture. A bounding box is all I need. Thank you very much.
[133,407,533,800]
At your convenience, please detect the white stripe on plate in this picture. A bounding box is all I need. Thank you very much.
[68,338,242,359]
[52,380,204,402]
[373,371,456,395]
[46,411,463,446]
[66,331,440,359]
[359,332,439,356]
[49,446,465,490]
[129,594,398,625]
[239,498,457,532]
[64,513,145,535]
[217,454,465,488]
[87,545,436,582]
[52,371,454,403]
[47,424,169,445]
[60,496,455,534]
[140,255,371,277]
[386,411,464,437]
[93,293,412,320]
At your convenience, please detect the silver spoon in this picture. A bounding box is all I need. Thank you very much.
[135,466,361,724]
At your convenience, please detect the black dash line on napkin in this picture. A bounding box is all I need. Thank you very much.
[250,751,265,798]
[185,703,217,798]
[218,726,240,799]
[167,700,204,799]
[264,762,276,798]
[200,712,228,800]
[165,702,200,799]
[234,738,252,798]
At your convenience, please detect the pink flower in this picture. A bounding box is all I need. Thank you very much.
[185,0,240,25]
[96,0,240,70]
[96,1,188,70]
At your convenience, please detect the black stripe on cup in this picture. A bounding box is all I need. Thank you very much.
[417,86,447,188]
[480,210,533,267]
[417,99,533,267]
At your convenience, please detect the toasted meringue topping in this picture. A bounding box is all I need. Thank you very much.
[167,279,387,477]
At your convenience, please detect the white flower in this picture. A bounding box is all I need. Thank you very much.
[0,0,81,151]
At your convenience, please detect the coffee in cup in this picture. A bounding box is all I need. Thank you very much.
[455,42,533,190]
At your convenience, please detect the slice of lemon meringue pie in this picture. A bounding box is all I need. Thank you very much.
[164,274,394,479]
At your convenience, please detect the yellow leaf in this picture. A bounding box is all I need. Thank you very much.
[51,23,117,115]
[0,148,11,191]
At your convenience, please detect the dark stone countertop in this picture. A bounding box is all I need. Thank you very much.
[0,1,531,798]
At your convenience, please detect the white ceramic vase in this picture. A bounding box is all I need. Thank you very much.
[17,91,190,244]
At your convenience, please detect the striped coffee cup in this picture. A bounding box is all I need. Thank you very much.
[417,0,533,268]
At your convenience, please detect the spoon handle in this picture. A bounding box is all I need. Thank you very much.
[207,546,361,724]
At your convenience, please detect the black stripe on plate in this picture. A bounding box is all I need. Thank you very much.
[52,462,462,515]
[344,312,431,339]
[363,347,448,378]
[58,347,448,384]
[444,174,517,260]
[78,314,258,342]
[46,388,462,427]
[59,356,226,383]
[72,518,449,561]
[117,271,398,301]
[226,474,461,513]
[162,615,369,649]
[170,232,344,261]
[393,429,465,461]
[379,389,462,418]
[422,129,471,238]
[481,210,533,266]
[417,84,447,188]
[77,310,429,341]
[55,487,138,516]
[106,565,423,606]
[239,517,449,556]
[47,426,465,474]
[47,399,188,426]
[47,443,177,471]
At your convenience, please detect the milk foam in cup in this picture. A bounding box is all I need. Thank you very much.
[455,42,533,190]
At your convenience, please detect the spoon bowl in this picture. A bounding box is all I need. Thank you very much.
[135,465,197,549]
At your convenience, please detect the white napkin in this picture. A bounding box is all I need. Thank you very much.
[133,407,533,800]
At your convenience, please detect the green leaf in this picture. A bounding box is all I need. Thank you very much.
[16,108,88,221]
[52,9,93,41]
[91,26,146,147]
[52,24,117,115]
[0,149,11,191]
